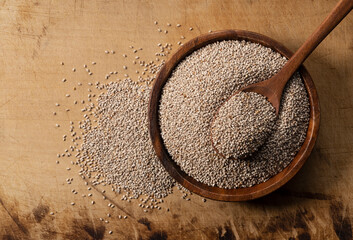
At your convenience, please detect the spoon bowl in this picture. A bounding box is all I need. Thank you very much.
[210,89,277,160]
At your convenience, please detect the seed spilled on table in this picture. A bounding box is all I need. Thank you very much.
[78,78,175,199]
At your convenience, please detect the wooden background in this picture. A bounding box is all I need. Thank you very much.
[0,0,352,239]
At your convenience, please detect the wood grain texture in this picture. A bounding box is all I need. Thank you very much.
[149,30,320,201]
[0,0,352,239]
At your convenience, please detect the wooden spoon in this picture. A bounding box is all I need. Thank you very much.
[237,0,353,115]
[211,0,353,159]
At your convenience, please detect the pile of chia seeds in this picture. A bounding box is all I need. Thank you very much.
[78,78,175,199]
[159,40,310,188]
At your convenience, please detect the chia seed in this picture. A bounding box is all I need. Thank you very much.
[211,91,277,159]
[159,40,310,188]
[79,78,175,198]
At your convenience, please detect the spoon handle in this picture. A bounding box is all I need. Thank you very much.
[279,0,353,81]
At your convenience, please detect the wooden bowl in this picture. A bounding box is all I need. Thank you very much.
[148,30,320,201]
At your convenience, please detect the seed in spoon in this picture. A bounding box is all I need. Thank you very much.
[211,91,277,159]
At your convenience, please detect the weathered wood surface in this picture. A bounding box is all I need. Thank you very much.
[0,0,352,239]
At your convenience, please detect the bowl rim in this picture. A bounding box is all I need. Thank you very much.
[148,29,320,201]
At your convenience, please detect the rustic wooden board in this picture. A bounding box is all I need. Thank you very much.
[0,0,352,239]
